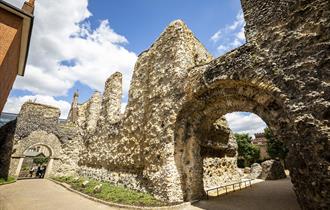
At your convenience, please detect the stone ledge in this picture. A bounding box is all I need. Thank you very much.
[23,101,60,110]
[48,178,193,210]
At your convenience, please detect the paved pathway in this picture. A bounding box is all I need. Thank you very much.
[0,179,119,210]
[0,178,300,210]
[193,177,300,210]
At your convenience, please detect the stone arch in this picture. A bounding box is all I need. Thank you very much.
[174,76,299,201]
[23,143,53,157]
[12,130,62,158]
[10,130,63,178]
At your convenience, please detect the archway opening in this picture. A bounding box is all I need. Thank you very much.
[225,112,288,167]
[174,81,297,202]
[19,144,52,179]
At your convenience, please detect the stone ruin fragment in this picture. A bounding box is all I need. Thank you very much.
[0,1,329,209]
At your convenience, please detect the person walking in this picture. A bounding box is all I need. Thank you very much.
[41,165,47,178]
[36,165,41,178]
[29,165,34,177]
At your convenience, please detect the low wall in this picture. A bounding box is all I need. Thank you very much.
[78,166,148,193]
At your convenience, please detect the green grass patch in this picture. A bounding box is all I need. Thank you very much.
[0,176,16,185]
[52,176,168,207]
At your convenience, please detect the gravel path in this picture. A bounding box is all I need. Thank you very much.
[193,177,300,210]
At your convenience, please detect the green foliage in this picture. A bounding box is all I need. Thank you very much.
[0,176,16,185]
[265,128,288,160]
[33,157,49,165]
[52,176,168,206]
[237,158,245,168]
[235,133,260,167]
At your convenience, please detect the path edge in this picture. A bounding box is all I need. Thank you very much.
[0,180,16,186]
[48,178,194,210]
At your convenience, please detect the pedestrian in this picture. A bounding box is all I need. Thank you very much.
[29,165,34,177]
[34,165,38,178]
[37,165,41,178]
[41,165,47,178]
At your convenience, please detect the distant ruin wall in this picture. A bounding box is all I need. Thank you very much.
[4,102,82,178]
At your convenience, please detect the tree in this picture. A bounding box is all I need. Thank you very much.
[234,133,260,167]
[265,128,288,160]
[33,157,49,165]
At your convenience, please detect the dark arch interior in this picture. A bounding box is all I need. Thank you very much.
[19,144,52,179]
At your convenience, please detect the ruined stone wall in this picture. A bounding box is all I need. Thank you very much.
[79,0,328,207]
[201,118,241,189]
[203,157,240,189]
[100,72,122,124]
[76,92,102,135]
[77,20,221,202]
[179,0,329,208]
[3,102,82,178]
[78,166,148,193]
[1,0,327,208]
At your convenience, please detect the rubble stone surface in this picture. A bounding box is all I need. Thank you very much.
[248,163,262,179]
[0,1,329,209]
[259,160,286,180]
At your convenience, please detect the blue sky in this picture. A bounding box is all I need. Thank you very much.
[4,0,266,135]
[87,0,242,54]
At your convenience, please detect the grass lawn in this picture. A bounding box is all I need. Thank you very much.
[52,176,168,207]
[0,176,16,185]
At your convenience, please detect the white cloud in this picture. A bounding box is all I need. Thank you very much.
[236,27,245,41]
[217,45,228,52]
[5,0,23,7]
[3,95,71,118]
[228,12,245,31]
[6,0,137,115]
[225,112,267,137]
[210,11,246,56]
[210,30,221,42]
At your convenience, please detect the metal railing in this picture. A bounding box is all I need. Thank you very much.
[206,179,253,199]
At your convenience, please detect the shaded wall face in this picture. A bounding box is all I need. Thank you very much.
[15,103,61,139]
[0,8,23,112]
[0,120,16,179]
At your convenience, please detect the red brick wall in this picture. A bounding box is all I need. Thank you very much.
[0,8,23,113]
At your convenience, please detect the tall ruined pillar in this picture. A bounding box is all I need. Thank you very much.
[67,90,79,123]
[86,91,102,133]
[121,20,213,202]
[100,72,122,124]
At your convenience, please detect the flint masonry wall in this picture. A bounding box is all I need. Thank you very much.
[1,0,327,209]
[78,0,329,208]
[77,20,236,201]
[177,0,329,209]
[6,102,82,178]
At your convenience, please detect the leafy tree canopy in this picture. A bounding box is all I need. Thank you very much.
[265,128,288,160]
[33,157,49,165]
[234,133,260,167]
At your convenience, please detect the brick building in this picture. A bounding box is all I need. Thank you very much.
[0,0,34,113]
[252,133,270,160]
